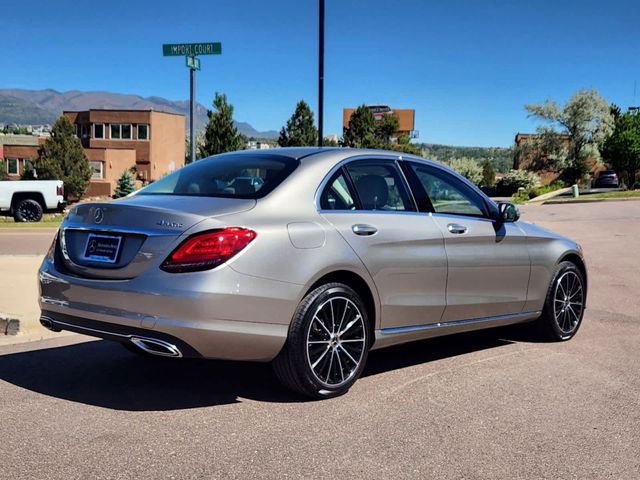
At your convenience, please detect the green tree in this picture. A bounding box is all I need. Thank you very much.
[278,100,318,147]
[114,169,136,198]
[323,136,339,147]
[376,113,399,145]
[525,89,614,183]
[342,105,379,148]
[481,160,496,187]
[20,159,37,180]
[199,92,244,157]
[601,110,640,188]
[35,115,92,199]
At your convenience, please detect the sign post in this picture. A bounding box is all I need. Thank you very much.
[162,42,222,163]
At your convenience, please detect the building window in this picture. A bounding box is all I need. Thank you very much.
[6,158,19,176]
[110,124,132,140]
[81,124,88,138]
[90,161,104,179]
[93,123,105,139]
[137,124,149,140]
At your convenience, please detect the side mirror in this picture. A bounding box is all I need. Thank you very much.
[497,202,520,223]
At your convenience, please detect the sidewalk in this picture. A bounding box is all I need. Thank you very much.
[0,255,73,345]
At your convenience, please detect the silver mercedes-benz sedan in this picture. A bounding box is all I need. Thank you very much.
[39,148,587,398]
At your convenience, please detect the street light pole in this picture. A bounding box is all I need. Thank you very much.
[318,0,325,147]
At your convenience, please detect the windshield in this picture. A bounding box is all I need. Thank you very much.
[138,153,299,199]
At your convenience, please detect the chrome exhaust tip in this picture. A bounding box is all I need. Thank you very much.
[40,316,62,332]
[130,337,182,358]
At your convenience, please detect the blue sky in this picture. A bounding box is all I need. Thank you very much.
[2,0,639,146]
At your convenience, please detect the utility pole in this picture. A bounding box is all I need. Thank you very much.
[318,0,325,147]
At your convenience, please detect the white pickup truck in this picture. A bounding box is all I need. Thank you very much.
[0,180,65,222]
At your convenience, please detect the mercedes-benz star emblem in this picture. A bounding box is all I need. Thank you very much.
[94,208,104,224]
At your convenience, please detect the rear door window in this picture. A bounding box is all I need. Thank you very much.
[319,171,357,210]
[345,160,415,211]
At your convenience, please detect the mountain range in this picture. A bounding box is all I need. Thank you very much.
[0,88,279,138]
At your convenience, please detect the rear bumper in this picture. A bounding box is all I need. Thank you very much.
[38,257,300,361]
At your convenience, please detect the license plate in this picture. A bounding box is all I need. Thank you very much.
[83,234,122,263]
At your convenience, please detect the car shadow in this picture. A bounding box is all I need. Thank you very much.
[0,325,528,411]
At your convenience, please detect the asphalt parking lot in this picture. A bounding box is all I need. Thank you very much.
[0,201,639,479]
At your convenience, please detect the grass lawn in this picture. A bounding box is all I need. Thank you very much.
[0,217,62,228]
[582,190,640,199]
[544,190,640,203]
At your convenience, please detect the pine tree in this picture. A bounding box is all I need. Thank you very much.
[342,105,380,148]
[481,160,496,187]
[376,113,399,145]
[278,100,318,147]
[35,116,92,199]
[199,92,244,157]
[21,160,37,180]
[114,170,136,198]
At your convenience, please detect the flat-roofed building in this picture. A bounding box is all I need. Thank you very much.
[64,109,185,196]
[0,134,43,178]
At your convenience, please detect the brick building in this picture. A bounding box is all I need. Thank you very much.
[64,109,185,196]
[514,132,603,185]
[0,134,44,178]
[1,110,185,197]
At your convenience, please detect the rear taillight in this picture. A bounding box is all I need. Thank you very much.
[160,227,256,273]
[46,232,58,260]
[56,184,64,196]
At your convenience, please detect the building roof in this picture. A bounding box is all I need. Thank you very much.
[0,134,41,146]
[63,109,185,117]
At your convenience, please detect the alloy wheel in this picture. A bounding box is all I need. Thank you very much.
[306,296,366,388]
[19,203,39,221]
[553,270,584,335]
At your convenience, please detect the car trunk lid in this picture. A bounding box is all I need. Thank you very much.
[56,195,256,279]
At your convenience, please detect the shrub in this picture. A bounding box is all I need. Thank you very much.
[114,170,136,198]
[445,157,483,186]
[497,169,540,195]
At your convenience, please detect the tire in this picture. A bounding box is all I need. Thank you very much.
[273,282,371,399]
[13,199,43,222]
[535,261,586,341]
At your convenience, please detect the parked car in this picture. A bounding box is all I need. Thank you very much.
[593,170,619,188]
[38,149,587,398]
[0,180,65,222]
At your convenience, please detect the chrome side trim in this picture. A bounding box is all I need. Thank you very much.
[380,311,540,335]
[52,319,130,339]
[62,223,183,237]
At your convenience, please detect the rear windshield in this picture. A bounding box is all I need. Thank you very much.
[137,153,299,199]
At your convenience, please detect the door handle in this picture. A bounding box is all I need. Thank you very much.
[352,224,378,236]
[447,223,468,234]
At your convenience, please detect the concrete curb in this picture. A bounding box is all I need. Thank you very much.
[543,197,640,205]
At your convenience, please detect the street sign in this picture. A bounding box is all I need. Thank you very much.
[163,41,221,164]
[186,56,200,71]
[162,42,221,57]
